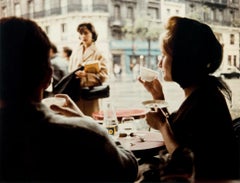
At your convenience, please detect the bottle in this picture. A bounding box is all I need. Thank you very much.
[103,101,118,135]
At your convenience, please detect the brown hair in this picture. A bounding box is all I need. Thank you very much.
[161,16,231,100]
[162,16,222,86]
[77,22,98,42]
[63,46,72,58]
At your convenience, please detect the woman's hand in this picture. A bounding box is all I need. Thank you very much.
[147,108,178,153]
[75,70,87,78]
[50,94,85,117]
[146,108,168,130]
[138,77,165,100]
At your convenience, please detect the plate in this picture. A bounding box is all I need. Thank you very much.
[92,108,147,121]
[142,100,168,109]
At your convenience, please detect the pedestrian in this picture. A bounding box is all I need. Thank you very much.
[50,43,69,87]
[69,22,109,116]
[113,63,122,80]
[132,62,140,81]
[138,16,239,181]
[62,46,72,62]
[0,16,138,182]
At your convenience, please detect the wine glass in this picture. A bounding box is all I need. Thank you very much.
[120,116,136,138]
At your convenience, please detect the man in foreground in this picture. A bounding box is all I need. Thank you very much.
[0,16,138,182]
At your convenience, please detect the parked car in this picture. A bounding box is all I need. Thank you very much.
[220,66,240,79]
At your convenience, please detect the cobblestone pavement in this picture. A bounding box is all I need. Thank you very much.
[105,75,240,120]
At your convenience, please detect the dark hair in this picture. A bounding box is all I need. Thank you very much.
[63,46,72,58]
[77,22,98,42]
[0,16,51,101]
[50,42,58,53]
[162,16,231,100]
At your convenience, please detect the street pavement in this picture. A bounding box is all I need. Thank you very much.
[102,74,240,120]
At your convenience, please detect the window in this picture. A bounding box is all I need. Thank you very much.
[230,34,235,45]
[233,55,237,66]
[230,10,235,22]
[14,3,21,17]
[210,9,214,21]
[113,54,121,65]
[228,55,232,65]
[44,0,51,16]
[61,23,66,33]
[212,9,217,21]
[44,0,50,10]
[166,9,170,16]
[218,10,223,22]
[114,5,120,19]
[127,7,134,20]
[82,0,92,12]
[60,0,67,14]
[2,6,7,17]
[35,0,42,12]
[148,7,159,19]
[45,25,49,34]
[28,0,34,18]
[112,28,122,40]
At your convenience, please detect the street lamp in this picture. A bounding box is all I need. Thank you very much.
[131,16,135,62]
[146,14,152,68]
[147,36,151,68]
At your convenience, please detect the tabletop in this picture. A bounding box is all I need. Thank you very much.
[116,131,165,158]
[92,108,147,122]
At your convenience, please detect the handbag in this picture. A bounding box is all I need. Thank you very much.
[80,83,110,100]
[53,66,110,101]
[53,67,83,101]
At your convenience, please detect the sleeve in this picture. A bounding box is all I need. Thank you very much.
[159,146,194,182]
[102,135,139,182]
[81,50,109,87]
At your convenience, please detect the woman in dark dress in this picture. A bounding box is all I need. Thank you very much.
[138,16,239,181]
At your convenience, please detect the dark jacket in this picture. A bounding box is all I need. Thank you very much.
[169,83,239,180]
[0,103,138,182]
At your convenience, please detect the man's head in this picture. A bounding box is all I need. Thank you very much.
[0,17,52,102]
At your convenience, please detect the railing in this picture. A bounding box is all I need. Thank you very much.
[203,0,227,5]
[21,3,108,19]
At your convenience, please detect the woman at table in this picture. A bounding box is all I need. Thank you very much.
[69,22,108,116]
[138,16,239,181]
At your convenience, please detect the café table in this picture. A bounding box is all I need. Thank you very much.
[92,108,147,122]
[94,108,165,160]
[96,117,165,161]
[115,130,165,159]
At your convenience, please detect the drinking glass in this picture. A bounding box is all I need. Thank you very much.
[103,101,118,136]
[120,116,136,138]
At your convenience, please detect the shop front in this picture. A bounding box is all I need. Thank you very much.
[110,40,161,76]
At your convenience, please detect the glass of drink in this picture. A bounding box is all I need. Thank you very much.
[120,116,136,138]
[103,101,118,136]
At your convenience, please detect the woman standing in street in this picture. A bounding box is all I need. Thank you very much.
[69,22,108,116]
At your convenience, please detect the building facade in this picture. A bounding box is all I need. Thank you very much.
[1,0,239,75]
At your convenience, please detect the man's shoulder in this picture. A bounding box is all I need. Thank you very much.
[47,114,107,137]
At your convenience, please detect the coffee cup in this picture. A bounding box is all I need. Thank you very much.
[140,66,159,82]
